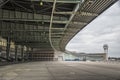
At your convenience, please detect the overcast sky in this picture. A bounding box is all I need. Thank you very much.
[66,1,120,57]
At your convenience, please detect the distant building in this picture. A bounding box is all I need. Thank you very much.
[86,53,106,61]
[108,57,120,61]
[64,51,106,61]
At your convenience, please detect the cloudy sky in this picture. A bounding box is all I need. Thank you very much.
[66,1,120,57]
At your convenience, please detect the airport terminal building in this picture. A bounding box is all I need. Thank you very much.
[64,51,107,61]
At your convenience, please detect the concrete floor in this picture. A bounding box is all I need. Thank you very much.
[0,61,120,80]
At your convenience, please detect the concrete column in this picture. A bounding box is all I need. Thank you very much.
[25,47,31,61]
[21,45,24,61]
[15,45,18,62]
[6,37,10,60]
[30,48,33,61]
[54,51,64,61]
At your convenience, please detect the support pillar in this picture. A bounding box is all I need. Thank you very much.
[15,45,18,62]
[31,48,33,61]
[6,37,10,60]
[26,47,31,61]
[21,45,24,62]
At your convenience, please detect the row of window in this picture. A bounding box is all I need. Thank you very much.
[0,37,30,51]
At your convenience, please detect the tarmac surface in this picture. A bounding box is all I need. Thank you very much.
[0,61,120,80]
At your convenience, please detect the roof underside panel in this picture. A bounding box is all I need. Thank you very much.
[59,0,118,51]
[0,0,76,50]
[0,0,117,51]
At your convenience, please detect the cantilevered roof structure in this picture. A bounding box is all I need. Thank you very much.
[0,0,118,53]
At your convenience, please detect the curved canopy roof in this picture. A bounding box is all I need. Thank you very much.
[0,0,117,51]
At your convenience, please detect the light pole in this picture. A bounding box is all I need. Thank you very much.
[103,44,108,61]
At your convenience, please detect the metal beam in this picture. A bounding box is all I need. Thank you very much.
[15,44,49,47]
[49,0,57,51]
[1,36,48,38]
[0,33,73,38]
[29,0,81,3]
[51,28,65,30]
[0,18,68,24]
[13,40,44,43]
[0,30,49,32]
[0,0,10,8]
[51,33,64,35]
[51,36,62,38]
[52,40,61,42]
[54,11,98,16]
[0,9,68,23]
[54,12,74,15]
[71,22,87,25]
[52,21,68,24]
[78,12,98,16]
[64,2,81,31]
